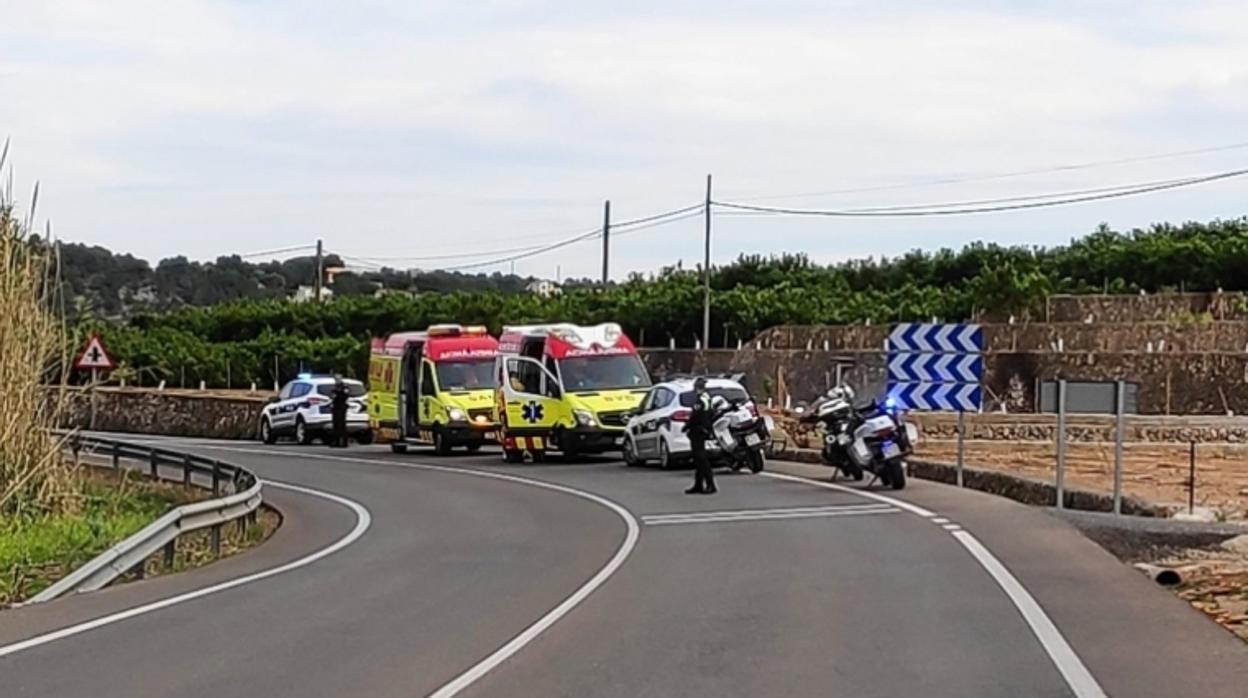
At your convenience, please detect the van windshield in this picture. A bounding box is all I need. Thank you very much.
[559,355,651,392]
[436,360,495,391]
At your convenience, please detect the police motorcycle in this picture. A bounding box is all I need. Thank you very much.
[802,386,918,490]
[708,394,772,473]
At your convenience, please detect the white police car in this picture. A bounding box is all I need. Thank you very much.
[622,377,758,469]
[258,375,372,445]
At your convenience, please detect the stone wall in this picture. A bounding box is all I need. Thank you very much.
[1046,292,1248,323]
[721,322,1248,415]
[59,387,268,440]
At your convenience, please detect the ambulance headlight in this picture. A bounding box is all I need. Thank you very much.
[448,407,467,422]
[574,409,596,427]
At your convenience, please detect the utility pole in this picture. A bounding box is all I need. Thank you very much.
[601,199,611,285]
[314,238,324,302]
[702,174,712,348]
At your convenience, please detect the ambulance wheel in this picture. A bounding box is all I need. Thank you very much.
[390,442,408,454]
[433,427,453,456]
[503,449,524,463]
[532,450,547,463]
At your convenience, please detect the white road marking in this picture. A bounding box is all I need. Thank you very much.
[0,480,372,659]
[760,471,1106,698]
[932,517,950,524]
[644,507,898,526]
[953,531,1106,698]
[644,503,891,522]
[760,471,937,517]
[162,442,640,698]
[943,524,963,531]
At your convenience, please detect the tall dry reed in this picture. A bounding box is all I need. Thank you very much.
[0,144,72,516]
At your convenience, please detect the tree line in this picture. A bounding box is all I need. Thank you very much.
[83,216,1248,387]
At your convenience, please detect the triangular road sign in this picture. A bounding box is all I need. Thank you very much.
[74,333,116,371]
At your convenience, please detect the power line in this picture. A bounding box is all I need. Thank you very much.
[712,167,1248,218]
[731,140,1248,202]
[437,205,707,273]
[237,244,318,259]
[832,175,1200,213]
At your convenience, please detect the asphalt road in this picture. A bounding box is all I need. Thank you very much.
[2,438,1247,697]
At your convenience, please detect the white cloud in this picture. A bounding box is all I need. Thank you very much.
[1,1,1245,276]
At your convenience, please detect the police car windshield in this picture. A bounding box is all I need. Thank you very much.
[315,382,366,398]
[436,360,494,391]
[559,355,651,392]
[679,385,749,406]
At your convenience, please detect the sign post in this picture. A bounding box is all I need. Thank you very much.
[887,323,984,487]
[74,333,116,431]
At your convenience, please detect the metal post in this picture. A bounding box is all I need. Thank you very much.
[1055,379,1067,509]
[211,525,222,557]
[163,539,176,569]
[314,238,324,302]
[956,410,966,488]
[112,441,120,470]
[1188,441,1196,515]
[1113,379,1125,515]
[183,454,193,487]
[89,367,98,430]
[702,174,712,348]
[149,450,159,479]
[212,460,222,496]
[601,199,610,284]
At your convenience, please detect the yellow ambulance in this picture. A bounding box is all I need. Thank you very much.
[495,322,651,461]
[368,325,499,455]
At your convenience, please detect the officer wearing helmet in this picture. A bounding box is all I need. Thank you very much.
[684,376,717,495]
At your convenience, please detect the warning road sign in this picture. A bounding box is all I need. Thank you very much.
[74,333,116,371]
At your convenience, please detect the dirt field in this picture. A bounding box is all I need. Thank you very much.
[917,439,1248,518]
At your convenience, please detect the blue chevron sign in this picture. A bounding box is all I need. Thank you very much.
[887,322,983,411]
[887,323,982,354]
[887,382,982,412]
[887,353,983,383]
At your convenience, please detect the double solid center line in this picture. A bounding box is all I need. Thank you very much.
[642,503,898,526]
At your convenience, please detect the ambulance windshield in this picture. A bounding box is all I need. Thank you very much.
[436,360,494,391]
[559,355,651,392]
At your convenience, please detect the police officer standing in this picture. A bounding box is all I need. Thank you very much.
[684,376,717,495]
[330,375,350,448]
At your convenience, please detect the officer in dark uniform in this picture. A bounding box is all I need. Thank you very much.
[684,376,717,495]
[330,376,350,448]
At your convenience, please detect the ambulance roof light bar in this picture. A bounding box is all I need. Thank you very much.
[427,324,491,337]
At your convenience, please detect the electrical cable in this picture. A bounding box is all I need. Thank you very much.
[237,244,318,259]
[730,140,1248,202]
[712,167,1248,218]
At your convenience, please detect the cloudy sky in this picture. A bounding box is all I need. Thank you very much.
[2,0,1246,279]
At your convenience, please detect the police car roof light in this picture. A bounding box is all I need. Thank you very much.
[297,372,313,379]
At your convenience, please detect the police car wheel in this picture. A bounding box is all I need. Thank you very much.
[658,439,672,470]
[260,418,276,445]
[622,437,642,467]
[295,418,313,446]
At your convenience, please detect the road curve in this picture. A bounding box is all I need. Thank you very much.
[1,437,1246,697]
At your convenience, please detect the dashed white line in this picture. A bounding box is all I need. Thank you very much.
[761,470,1106,698]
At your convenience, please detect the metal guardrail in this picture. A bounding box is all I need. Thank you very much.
[28,435,263,604]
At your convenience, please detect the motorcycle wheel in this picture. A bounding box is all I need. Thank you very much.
[748,450,765,473]
[885,460,906,490]
[843,462,864,481]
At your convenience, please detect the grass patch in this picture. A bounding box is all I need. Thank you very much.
[1,469,198,605]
